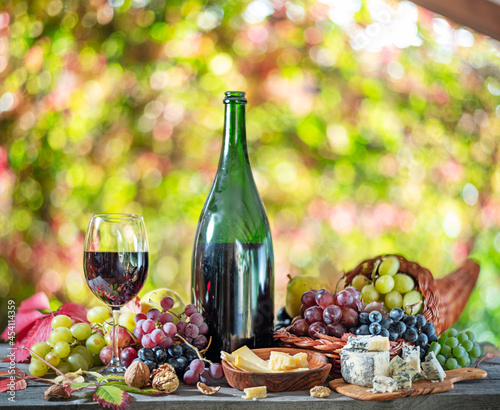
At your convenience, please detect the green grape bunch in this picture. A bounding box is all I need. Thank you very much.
[428,327,483,370]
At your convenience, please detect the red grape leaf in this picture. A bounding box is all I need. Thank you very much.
[1,310,45,341]
[121,297,141,314]
[18,292,51,312]
[65,382,96,394]
[94,385,130,410]
[14,315,54,362]
[0,367,26,378]
[0,377,27,393]
[58,303,89,324]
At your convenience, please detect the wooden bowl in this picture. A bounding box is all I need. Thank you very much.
[221,347,332,392]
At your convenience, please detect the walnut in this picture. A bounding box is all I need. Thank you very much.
[310,386,331,398]
[151,364,179,393]
[44,384,71,401]
[197,382,221,395]
[124,361,150,389]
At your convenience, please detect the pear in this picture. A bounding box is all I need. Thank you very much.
[285,274,329,318]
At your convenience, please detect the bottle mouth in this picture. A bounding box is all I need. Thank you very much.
[223,91,247,104]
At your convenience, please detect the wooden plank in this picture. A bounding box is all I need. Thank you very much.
[411,0,500,40]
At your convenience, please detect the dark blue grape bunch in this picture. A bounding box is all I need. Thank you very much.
[274,306,292,331]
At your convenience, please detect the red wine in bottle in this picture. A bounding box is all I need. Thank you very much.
[191,91,274,361]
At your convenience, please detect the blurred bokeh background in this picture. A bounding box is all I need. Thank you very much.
[1,0,499,345]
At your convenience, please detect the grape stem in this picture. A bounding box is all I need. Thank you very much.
[175,334,212,364]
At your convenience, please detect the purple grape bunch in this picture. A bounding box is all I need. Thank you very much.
[289,287,363,339]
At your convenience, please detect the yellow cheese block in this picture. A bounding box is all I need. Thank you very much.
[268,351,310,371]
[242,386,267,400]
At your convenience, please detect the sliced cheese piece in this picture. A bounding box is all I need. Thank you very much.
[268,351,309,371]
[293,352,309,369]
[421,352,446,382]
[232,346,270,369]
[242,386,267,400]
[346,336,390,351]
[235,356,278,373]
[371,375,399,393]
[392,371,412,389]
[340,349,390,387]
[389,355,420,381]
[402,343,421,373]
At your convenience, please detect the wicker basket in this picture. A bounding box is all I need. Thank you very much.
[274,255,480,377]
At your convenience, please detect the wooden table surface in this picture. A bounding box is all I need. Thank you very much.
[1,347,499,410]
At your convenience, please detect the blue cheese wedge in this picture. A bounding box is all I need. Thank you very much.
[402,343,421,373]
[346,336,390,352]
[392,372,412,389]
[340,349,390,387]
[421,352,446,382]
[389,355,420,381]
[371,375,399,393]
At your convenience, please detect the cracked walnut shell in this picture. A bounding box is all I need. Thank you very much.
[310,386,331,398]
[197,382,221,395]
[151,364,179,393]
[124,361,150,389]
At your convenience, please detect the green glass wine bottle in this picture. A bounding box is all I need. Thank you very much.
[191,91,274,361]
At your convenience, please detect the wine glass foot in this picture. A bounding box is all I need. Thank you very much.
[99,364,127,375]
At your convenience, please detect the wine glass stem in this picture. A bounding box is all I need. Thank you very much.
[110,308,121,367]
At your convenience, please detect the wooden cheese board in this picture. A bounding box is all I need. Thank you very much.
[328,367,487,401]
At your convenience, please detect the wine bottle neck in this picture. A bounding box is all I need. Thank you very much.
[219,103,249,171]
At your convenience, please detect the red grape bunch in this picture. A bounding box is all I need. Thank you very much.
[289,287,362,339]
[133,297,209,352]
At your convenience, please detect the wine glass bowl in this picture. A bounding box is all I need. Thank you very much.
[84,213,149,373]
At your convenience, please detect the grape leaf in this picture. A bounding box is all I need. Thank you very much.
[0,377,27,393]
[108,383,168,396]
[1,310,45,341]
[96,375,125,383]
[58,303,90,324]
[15,315,54,362]
[65,382,96,393]
[18,292,51,312]
[94,385,130,410]
[121,297,141,314]
[0,367,26,378]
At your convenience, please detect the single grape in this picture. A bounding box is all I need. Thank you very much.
[87,307,111,324]
[456,355,470,367]
[155,348,168,364]
[340,307,359,327]
[135,313,147,323]
[359,312,370,324]
[290,319,309,336]
[185,324,200,338]
[428,341,441,355]
[142,334,156,348]
[351,275,370,291]
[159,336,173,349]
[415,314,426,329]
[385,290,403,309]
[144,360,156,372]
[200,368,214,385]
[323,304,342,324]
[71,323,92,341]
[465,330,475,341]
[380,328,390,338]
[189,313,204,327]
[45,352,61,367]
[198,322,209,335]
[369,323,381,335]
[86,333,106,354]
[177,356,189,372]
[446,357,459,370]
[110,326,133,348]
[32,342,52,359]
[52,314,73,329]
[368,311,382,323]
[68,353,89,371]
[447,328,458,337]
[327,322,346,338]
[193,335,208,349]
[457,332,468,344]
[160,296,175,310]
[393,274,415,293]
[308,322,327,338]
[453,345,466,358]
[389,308,404,322]
[176,320,187,334]
[437,354,446,366]
[163,322,177,338]
[445,337,459,348]
[403,291,423,315]
[304,306,324,325]
[315,289,334,308]
[375,275,395,294]
[118,312,136,332]
[300,304,308,317]
[462,339,474,352]
[417,333,429,348]
[379,256,400,276]
[190,359,205,375]
[356,325,370,335]
[50,328,73,344]
[301,290,317,307]
[389,331,399,341]
[429,334,438,343]
[469,343,481,359]
[138,347,155,361]
[380,318,393,329]
[29,359,48,377]
[53,341,71,359]
[343,287,361,301]
[73,346,93,367]
[147,308,161,322]
[99,345,113,365]
[422,322,435,337]
[168,344,183,358]
[361,284,379,303]
[441,345,452,357]
[56,361,71,374]
[334,290,353,308]
[184,304,197,316]
[133,325,145,339]
[403,327,418,343]
[142,319,157,334]
[120,347,138,367]
[151,328,167,344]
[209,363,224,379]
[403,315,417,328]
[183,370,200,386]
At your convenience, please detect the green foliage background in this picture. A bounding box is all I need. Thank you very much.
[0,0,499,345]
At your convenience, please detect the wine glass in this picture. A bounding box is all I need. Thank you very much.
[84,213,149,373]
